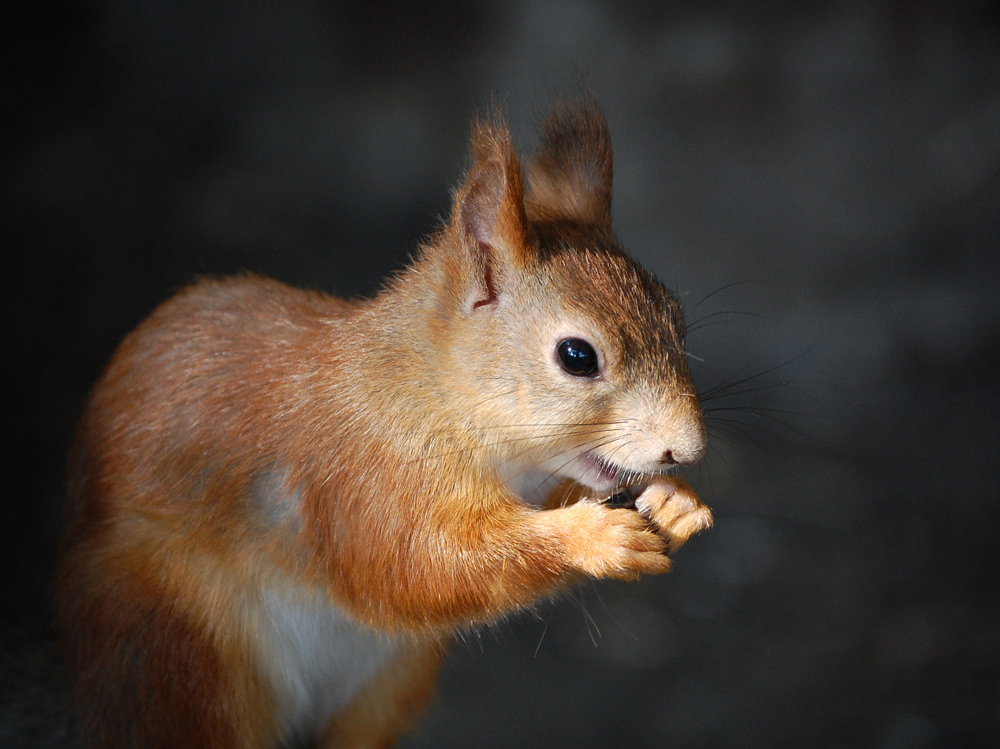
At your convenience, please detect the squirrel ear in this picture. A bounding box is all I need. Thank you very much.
[525,97,613,227]
[451,116,535,311]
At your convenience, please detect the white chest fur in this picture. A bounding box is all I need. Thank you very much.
[250,581,400,742]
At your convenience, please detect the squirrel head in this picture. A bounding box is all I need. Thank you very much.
[416,98,706,501]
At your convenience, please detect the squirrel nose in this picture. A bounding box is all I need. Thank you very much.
[659,437,707,466]
[652,414,709,467]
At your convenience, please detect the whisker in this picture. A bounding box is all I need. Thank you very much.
[565,587,601,646]
[700,382,795,402]
[685,309,766,334]
[600,435,631,462]
[707,405,825,445]
[401,428,622,467]
[685,319,746,335]
[485,425,628,445]
[706,441,735,477]
[706,424,758,446]
[588,582,639,643]
[517,426,640,494]
[533,434,626,489]
[551,481,581,508]
[707,422,768,450]
[415,422,629,450]
[704,405,828,420]
[459,387,520,409]
[698,345,820,401]
[474,420,632,430]
[699,451,714,494]
[533,603,556,659]
[728,411,822,445]
[706,417,764,434]
[692,279,761,308]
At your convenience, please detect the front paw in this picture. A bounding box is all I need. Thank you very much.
[555,501,672,580]
[634,477,712,553]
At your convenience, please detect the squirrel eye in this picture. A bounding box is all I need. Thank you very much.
[556,338,599,378]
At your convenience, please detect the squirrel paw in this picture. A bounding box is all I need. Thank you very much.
[634,477,713,554]
[555,501,672,580]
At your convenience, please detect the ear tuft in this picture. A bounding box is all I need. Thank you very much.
[525,96,613,227]
[457,118,533,254]
[449,113,535,311]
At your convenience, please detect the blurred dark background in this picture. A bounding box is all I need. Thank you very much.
[2,1,999,746]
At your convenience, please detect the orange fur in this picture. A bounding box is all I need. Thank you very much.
[56,99,712,748]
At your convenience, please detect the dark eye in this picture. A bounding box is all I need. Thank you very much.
[556,338,599,377]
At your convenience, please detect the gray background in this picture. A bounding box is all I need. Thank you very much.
[2,1,998,746]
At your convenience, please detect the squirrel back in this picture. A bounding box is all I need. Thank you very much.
[56,98,712,748]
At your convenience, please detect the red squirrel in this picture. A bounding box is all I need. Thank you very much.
[56,98,712,748]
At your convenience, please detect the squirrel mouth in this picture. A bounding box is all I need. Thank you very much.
[574,451,650,499]
[499,450,654,507]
